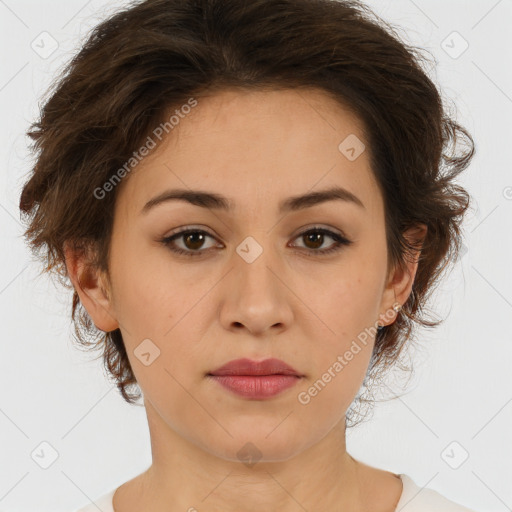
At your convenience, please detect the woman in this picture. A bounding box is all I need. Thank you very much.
[19,0,477,510]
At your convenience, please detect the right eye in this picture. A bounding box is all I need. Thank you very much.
[160,229,221,257]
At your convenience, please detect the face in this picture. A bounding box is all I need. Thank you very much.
[68,88,420,464]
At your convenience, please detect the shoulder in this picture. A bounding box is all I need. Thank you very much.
[396,474,477,512]
[73,488,116,512]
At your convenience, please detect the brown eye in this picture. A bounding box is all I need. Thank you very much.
[161,229,219,257]
[291,228,352,256]
[302,231,325,249]
[182,232,207,251]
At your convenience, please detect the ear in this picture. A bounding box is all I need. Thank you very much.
[63,241,119,332]
[378,224,428,328]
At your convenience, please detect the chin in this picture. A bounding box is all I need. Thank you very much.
[195,425,315,466]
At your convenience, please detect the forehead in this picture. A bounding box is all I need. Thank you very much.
[170,87,366,147]
[116,87,381,219]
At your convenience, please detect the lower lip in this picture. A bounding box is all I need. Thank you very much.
[209,375,301,399]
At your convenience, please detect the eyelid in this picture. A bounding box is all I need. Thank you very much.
[292,224,347,240]
[163,223,347,240]
[163,225,220,242]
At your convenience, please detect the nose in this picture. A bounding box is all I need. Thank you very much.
[218,245,294,336]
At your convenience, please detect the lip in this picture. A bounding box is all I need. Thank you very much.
[208,358,302,377]
[207,358,303,400]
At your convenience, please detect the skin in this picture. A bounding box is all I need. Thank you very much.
[65,87,427,512]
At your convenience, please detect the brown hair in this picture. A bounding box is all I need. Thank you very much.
[19,0,475,425]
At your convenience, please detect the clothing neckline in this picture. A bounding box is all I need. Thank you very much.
[395,473,419,508]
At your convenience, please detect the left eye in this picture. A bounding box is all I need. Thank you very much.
[160,227,352,257]
[292,228,347,252]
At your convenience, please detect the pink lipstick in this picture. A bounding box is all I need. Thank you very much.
[208,358,303,399]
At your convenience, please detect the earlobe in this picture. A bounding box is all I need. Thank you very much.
[63,242,119,332]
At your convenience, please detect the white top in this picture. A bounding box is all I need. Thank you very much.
[74,474,477,511]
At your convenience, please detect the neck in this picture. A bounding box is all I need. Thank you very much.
[127,400,364,512]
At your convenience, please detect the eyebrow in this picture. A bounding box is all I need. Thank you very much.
[140,185,365,215]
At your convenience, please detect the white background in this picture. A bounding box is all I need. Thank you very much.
[1,0,511,510]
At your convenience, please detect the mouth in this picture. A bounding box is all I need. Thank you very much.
[207,358,303,399]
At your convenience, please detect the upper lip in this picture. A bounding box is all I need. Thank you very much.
[208,358,303,377]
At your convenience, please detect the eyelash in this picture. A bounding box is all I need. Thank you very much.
[159,227,353,258]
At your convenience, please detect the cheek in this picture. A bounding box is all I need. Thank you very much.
[108,235,179,330]
[109,255,208,375]
[303,272,380,390]
[298,322,375,425]
[318,272,382,336]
